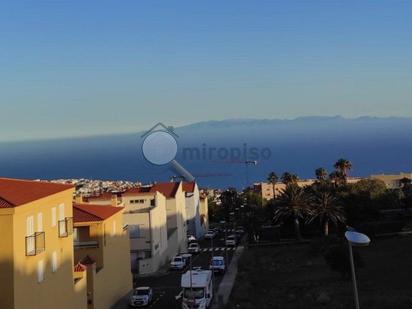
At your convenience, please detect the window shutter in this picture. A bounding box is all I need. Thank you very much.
[51,207,57,227]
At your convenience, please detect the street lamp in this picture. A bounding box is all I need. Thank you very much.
[344,230,371,309]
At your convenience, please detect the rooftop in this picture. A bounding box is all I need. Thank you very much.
[0,178,74,208]
[73,202,123,223]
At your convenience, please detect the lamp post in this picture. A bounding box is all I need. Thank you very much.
[344,230,370,309]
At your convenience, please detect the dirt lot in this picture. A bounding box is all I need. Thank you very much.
[226,236,412,309]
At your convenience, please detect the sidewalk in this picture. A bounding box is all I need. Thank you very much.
[211,245,244,309]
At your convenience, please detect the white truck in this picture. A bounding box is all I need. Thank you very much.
[181,269,213,309]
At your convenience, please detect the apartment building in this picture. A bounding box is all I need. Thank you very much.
[80,192,121,207]
[370,173,412,189]
[0,178,87,309]
[182,182,204,239]
[73,203,132,309]
[121,188,169,274]
[254,178,362,201]
[151,182,187,253]
[253,180,316,201]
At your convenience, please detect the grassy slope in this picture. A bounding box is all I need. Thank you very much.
[227,237,412,309]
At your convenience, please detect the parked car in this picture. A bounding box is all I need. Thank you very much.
[170,256,185,270]
[129,287,153,307]
[204,230,217,239]
[235,227,245,235]
[187,234,197,242]
[225,234,237,247]
[188,242,200,254]
[179,253,192,265]
[210,256,226,274]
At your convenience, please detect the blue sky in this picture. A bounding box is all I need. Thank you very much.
[1,1,412,141]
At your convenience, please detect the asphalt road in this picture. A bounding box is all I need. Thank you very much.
[122,230,237,309]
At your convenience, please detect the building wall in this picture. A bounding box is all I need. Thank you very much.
[185,183,203,239]
[166,183,187,252]
[90,212,132,309]
[122,192,168,274]
[200,197,209,233]
[0,211,14,309]
[370,173,412,188]
[3,189,87,309]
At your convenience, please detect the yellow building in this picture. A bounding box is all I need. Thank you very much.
[0,178,87,309]
[370,173,412,189]
[73,203,132,309]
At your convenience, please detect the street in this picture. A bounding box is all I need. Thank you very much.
[116,230,237,309]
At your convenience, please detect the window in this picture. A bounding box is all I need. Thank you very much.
[150,199,155,207]
[51,251,58,272]
[37,213,43,232]
[26,216,34,253]
[58,204,66,235]
[37,260,45,283]
[129,225,141,238]
[58,203,65,221]
[51,207,57,227]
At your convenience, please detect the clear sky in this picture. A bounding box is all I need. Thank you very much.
[1,1,412,141]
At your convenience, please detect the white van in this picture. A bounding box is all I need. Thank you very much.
[181,269,213,309]
[210,256,225,274]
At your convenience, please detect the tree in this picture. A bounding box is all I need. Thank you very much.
[350,179,387,199]
[334,158,352,178]
[329,170,345,187]
[315,167,328,182]
[267,172,278,200]
[274,184,310,240]
[219,188,241,222]
[281,172,299,185]
[399,177,412,188]
[307,190,345,236]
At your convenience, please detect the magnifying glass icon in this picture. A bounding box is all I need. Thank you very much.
[142,130,195,182]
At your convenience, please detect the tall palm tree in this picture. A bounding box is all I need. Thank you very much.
[274,184,309,240]
[267,172,278,199]
[307,190,345,236]
[281,172,299,185]
[334,158,352,178]
[315,168,328,182]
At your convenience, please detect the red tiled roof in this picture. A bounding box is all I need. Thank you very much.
[150,182,180,198]
[182,182,196,193]
[0,178,74,208]
[123,182,181,198]
[73,203,123,223]
[122,186,154,196]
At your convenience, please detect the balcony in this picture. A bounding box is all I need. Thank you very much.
[25,232,45,256]
[58,217,73,238]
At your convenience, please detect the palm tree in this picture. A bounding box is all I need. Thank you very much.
[267,172,278,199]
[334,158,352,178]
[274,184,309,240]
[281,172,299,185]
[315,168,328,182]
[329,170,345,187]
[307,190,345,236]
